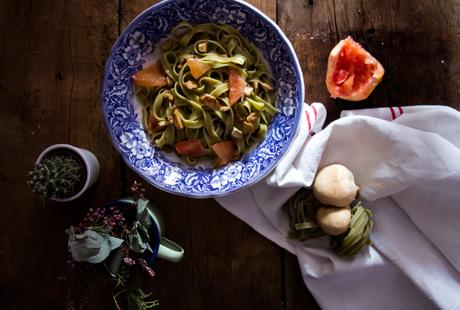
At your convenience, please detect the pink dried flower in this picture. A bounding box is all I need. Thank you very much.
[123,257,135,266]
[138,258,156,277]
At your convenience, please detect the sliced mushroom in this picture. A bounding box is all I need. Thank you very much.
[172,107,184,129]
[197,41,208,53]
[260,81,273,91]
[166,76,174,87]
[163,90,174,102]
[231,127,243,139]
[147,115,168,133]
[219,106,231,112]
[184,80,198,90]
[243,112,258,134]
[246,112,258,124]
[200,94,220,111]
[244,86,253,97]
[242,122,253,134]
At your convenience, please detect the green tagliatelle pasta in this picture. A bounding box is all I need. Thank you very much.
[285,189,326,241]
[133,22,277,166]
[284,189,373,257]
[330,202,373,257]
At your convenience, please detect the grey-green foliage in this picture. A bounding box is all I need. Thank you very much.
[66,226,124,264]
[28,154,82,199]
[129,198,153,255]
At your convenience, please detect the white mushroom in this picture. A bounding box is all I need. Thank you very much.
[244,86,253,97]
[231,127,243,139]
[197,41,208,53]
[312,164,359,207]
[316,206,351,236]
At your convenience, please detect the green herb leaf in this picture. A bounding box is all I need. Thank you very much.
[129,221,153,255]
[67,228,123,263]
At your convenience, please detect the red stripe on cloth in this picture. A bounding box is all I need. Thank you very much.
[306,110,312,132]
[312,105,318,121]
[397,106,403,115]
[389,106,396,120]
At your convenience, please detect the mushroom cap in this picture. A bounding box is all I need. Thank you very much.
[312,164,359,207]
[316,206,352,236]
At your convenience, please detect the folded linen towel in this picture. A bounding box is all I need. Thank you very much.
[217,103,460,310]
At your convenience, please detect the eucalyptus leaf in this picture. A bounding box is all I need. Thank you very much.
[137,198,149,216]
[67,228,114,264]
[145,241,153,254]
[129,221,152,254]
[108,236,124,250]
[104,247,124,277]
[137,200,152,228]
[130,230,148,253]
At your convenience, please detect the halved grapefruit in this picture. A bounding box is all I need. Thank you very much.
[326,37,384,101]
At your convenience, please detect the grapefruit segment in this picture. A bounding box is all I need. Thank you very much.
[212,141,235,165]
[187,58,211,79]
[228,68,246,105]
[176,139,205,156]
[132,63,167,88]
[326,36,384,101]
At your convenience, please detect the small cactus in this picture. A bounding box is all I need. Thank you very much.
[28,154,83,199]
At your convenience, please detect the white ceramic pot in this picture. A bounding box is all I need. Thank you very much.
[36,144,100,202]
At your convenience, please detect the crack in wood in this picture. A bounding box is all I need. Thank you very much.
[331,0,340,41]
[359,0,365,35]
[68,25,74,143]
[118,0,122,35]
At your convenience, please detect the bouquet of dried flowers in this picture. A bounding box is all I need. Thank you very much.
[64,181,159,309]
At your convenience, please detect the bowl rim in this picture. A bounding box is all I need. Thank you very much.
[102,0,305,198]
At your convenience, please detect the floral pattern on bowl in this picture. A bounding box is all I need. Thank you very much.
[102,0,304,198]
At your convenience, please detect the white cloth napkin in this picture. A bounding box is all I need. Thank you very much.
[217,103,460,310]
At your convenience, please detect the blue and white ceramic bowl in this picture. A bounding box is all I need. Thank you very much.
[102,0,304,198]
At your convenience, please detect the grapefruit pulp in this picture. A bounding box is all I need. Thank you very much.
[326,37,384,101]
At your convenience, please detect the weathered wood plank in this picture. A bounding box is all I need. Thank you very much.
[187,198,283,310]
[67,0,123,207]
[355,0,460,110]
[279,0,460,117]
[283,254,320,310]
[0,0,119,308]
[65,1,124,307]
[249,0,276,21]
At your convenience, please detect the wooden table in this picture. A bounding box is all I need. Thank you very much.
[1,0,459,309]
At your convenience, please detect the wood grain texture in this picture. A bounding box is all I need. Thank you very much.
[1,0,460,309]
[0,0,119,308]
[248,0,276,21]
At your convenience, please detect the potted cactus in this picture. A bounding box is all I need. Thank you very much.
[28,144,100,202]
